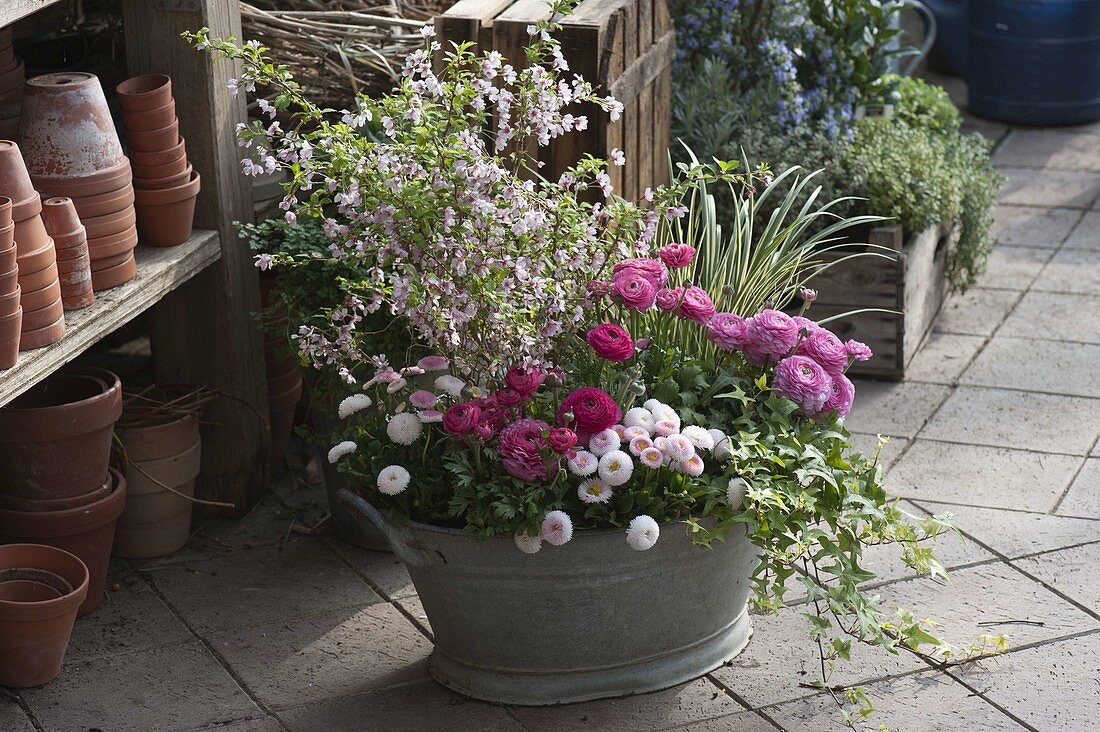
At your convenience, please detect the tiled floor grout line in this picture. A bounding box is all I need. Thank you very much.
[502,706,532,731]
[2,690,45,732]
[885,432,1096,459]
[701,673,785,731]
[901,492,1100,521]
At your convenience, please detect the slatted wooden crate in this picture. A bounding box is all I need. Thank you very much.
[807,223,955,380]
[436,0,674,201]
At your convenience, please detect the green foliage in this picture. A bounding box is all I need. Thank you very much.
[889,74,961,133]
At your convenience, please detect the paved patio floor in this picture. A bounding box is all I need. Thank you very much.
[4,106,1100,732]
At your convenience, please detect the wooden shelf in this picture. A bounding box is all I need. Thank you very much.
[0,229,221,406]
[1,0,65,27]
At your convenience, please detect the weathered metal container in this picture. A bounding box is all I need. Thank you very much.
[338,489,757,705]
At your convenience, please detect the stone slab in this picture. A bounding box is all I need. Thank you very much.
[933,288,1020,337]
[1062,211,1100,250]
[661,709,780,731]
[975,245,1055,291]
[961,336,1100,398]
[843,381,951,439]
[903,332,986,384]
[921,386,1100,455]
[394,593,433,638]
[993,130,1100,172]
[847,433,909,473]
[914,501,1100,558]
[324,538,416,599]
[1031,247,1100,296]
[0,702,34,732]
[990,205,1081,249]
[1057,459,1100,519]
[1013,542,1100,613]
[999,291,1100,344]
[997,167,1100,208]
[206,603,432,710]
[207,716,287,731]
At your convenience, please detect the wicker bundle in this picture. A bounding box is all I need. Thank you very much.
[240,1,457,110]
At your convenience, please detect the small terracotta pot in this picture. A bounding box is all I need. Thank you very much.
[18,315,64,350]
[33,160,132,201]
[88,225,138,260]
[0,57,24,95]
[82,206,136,240]
[128,136,185,168]
[0,367,122,500]
[126,119,179,153]
[268,373,303,470]
[18,278,60,312]
[69,184,134,220]
[0,221,12,251]
[56,254,90,274]
[0,116,18,142]
[131,154,188,181]
[61,290,94,310]
[114,437,200,558]
[21,297,63,331]
[121,100,175,132]
[17,259,58,293]
[90,253,136,291]
[0,263,17,292]
[116,74,172,113]
[14,215,50,260]
[0,475,110,512]
[40,196,81,236]
[0,195,12,229]
[0,468,127,616]
[133,163,192,191]
[134,171,200,247]
[0,543,89,687]
[55,240,89,262]
[88,249,132,270]
[0,284,19,316]
[0,237,14,272]
[116,414,200,462]
[0,141,38,220]
[0,306,19,368]
[58,265,91,289]
[15,237,54,274]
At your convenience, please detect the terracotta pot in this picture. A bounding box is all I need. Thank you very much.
[0,141,38,221]
[88,249,132,271]
[89,253,136,291]
[14,214,50,260]
[128,135,185,168]
[61,290,94,310]
[121,100,175,132]
[116,414,200,462]
[0,543,88,687]
[18,279,60,312]
[55,240,88,262]
[19,73,126,181]
[133,163,192,191]
[40,196,81,237]
[21,298,63,331]
[70,183,134,220]
[116,74,172,113]
[0,116,18,142]
[18,315,64,350]
[82,206,136,240]
[0,263,17,293]
[0,285,19,316]
[33,161,132,201]
[134,171,200,247]
[0,476,110,512]
[268,374,303,470]
[17,259,58,293]
[267,361,301,396]
[0,367,122,501]
[0,307,19,368]
[56,254,90,273]
[0,467,127,616]
[58,265,91,289]
[131,153,188,181]
[126,119,179,153]
[0,237,14,273]
[114,438,200,559]
[88,227,138,262]
[0,195,12,229]
[0,57,24,95]
[15,237,54,274]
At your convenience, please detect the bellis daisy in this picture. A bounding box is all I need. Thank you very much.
[727,477,749,507]
[377,464,410,495]
[577,478,612,504]
[681,425,715,451]
[514,532,542,554]
[338,394,372,419]
[598,449,633,486]
[639,446,664,468]
[622,425,649,441]
[653,419,678,437]
[417,355,449,372]
[327,440,357,463]
[588,428,621,456]
[386,377,408,393]
[387,412,423,445]
[435,375,466,397]
[623,407,655,431]
[418,409,444,423]
[710,429,732,460]
[664,434,695,462]
[628,435,653,456]
[409,390,438,409]
[540,510,574,546]
[680,454,705,476]
[626,515,660,551]
[567,450,598,476]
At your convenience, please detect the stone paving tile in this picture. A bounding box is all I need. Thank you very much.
[1013,542,1100,613]
[763,670,1025,731]
[664,709,780,731]
[22,641,259,732]
[843,381,951,439]
[914,501,1100,558]
[0,701,34,732]
[975,245,1055,290]
[1062,211,1100,250]
[962,115,1011,144]
[194,716,287,731]
[961,336,1100,398]
[66,563,192,662]
[709,608,924,709]
[394,592,433,638]
[277,679,522,731]
[903,332,986,384]
[933,288,1020,336]
[847,433,909,472]
[886,440,1077,512]
[997,167,1100,208]
[950,631,1100,731]
[1057,459,1100,518]
[999,291,1100,344]
[993,130,1100,171]
[144,538,383,633]
[511,679,746,731]
[880,562,1099,648]
[921,386,1100,455]
[990,205,1081,248]
[324,538,415,599]
[1031,247,1100,296]
[205,603,432,710]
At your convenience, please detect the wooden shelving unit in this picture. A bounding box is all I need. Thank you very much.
[0,231,221,406]
[0,0,64,27]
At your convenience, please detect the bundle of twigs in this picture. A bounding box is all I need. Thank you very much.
[240,1,457,110]
[117,384,219,429]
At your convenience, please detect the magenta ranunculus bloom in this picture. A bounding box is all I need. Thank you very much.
[586,323,634,362]
[796,327,848,374]
[845,339,873,362]
[442,402,481,436]
[677,286,716,324]
[558,387,622,440]
[612,269,659,310]
[743,309,799,365]
[498,418,553,483]
[495,387,524,407]
[656,287,683,312]
[773,355,832,414]
[505,364,545,396]
[791,315,819,337]
[822,373,855,418]
[658,243,696,269]
[586,279,611,301]
[707,312,750,350]
[548,427,578,454]
[613,257,669,287]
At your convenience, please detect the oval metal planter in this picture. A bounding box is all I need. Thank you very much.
[337,489,757,705]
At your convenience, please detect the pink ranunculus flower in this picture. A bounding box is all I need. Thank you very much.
[792,315,820,337]
[409,390,438,409]
[547,427,578,455]
[442,402,481,436]
[707,312,750,351]
[773,355,832,414]
[495,387,524,407]
[656,287,683,312]
[845,339,873,362]
[586,323,634,362]
[822,373,855,418]
[677,286,716,324]
[504,364,546,397]
[612,269,659,310]
[658,243,696,269]
[613,257,669,287]
[743,309,799,365]
[799,287,817,302]
[498,418,553,483]
[796,327,848,374]
[558,387,622,441]
[586,279,611,301]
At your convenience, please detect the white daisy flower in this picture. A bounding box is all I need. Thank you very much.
[386,377,408,393]
[623,407,655,431]
[639,446,664,469]
[327,440,357,463]
[628,435,653,456]
[567,450,598,476]
[514,532,542,554]
[653,419,679,437]
[387,412,423,445]
[642,398,665,413]
[653,436,669,452]
[598,450,634,486]
[540,510,574,546]
[622,425,650,441]
[709,429,732,460]
[681,425,715,451]
[377,464,410,495]
[434,375,466,397]
[645,401,680,428]
[577,478,612,504]
[626,515,660,551]
[727,477,749,507]
[418,409,444,423]
[588,428,621,456]
[680,454,705,476]
[611,424,627,438]
[664,434,695,462]
[338,394,373,419]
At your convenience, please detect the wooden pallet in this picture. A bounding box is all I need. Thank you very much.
[437,0,674,201]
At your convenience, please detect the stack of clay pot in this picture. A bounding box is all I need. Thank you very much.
[0,28,25,140]
[0,140,65,351]
[260,277,303,470]
[117,74,201,247]
[0,367,126,616]
[41,197,94,310]
[18,72,138,292]
[0,196,18,368]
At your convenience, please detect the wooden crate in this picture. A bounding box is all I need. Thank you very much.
[807,223,954,380]
[437,0,674,201]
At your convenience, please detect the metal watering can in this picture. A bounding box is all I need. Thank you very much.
[922,0,1100,124]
